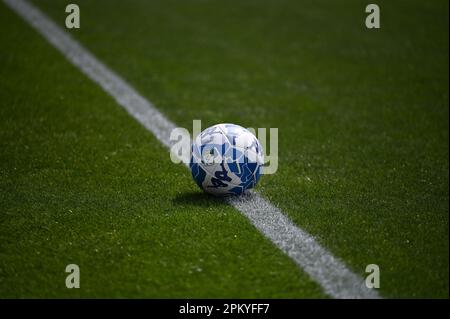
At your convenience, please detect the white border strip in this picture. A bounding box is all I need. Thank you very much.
[4,0,380,299]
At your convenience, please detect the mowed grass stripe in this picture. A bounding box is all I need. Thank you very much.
[3,0,379,298]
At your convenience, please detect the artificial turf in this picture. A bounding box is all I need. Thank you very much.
[0,2,325,298]
[1,0,448,298]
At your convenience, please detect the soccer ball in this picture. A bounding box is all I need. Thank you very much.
[189,123,264,196]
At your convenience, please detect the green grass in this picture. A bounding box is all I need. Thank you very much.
[1,0,448,298]
[0,3,324,298]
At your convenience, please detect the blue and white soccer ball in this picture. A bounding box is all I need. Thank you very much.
[189,123,264,196]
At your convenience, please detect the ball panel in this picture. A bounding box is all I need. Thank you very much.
[189,123,264,196]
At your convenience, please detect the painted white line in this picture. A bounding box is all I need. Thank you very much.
[229,193,379,298]
[4,0,380,299]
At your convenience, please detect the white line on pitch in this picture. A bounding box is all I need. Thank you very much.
[3,0,380,299]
